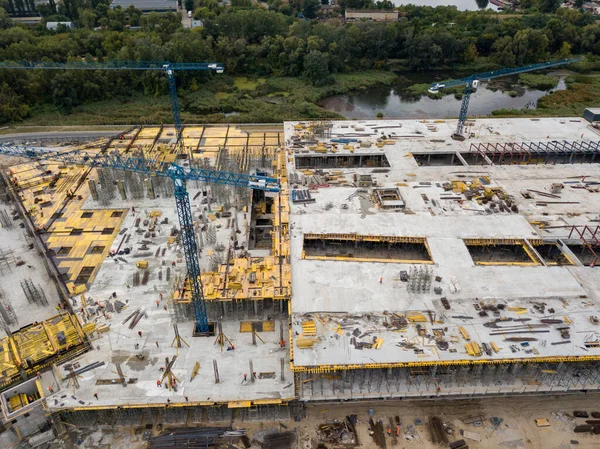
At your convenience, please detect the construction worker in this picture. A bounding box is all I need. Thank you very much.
[138,331,142,338]
[242,373,247,383]
[185,396,189,402]
[387,428,392,436]
[156,299,160,308]
[157,380,161,387]
[280,339,286,348]
[47,386,54,394]
[93,393,99,400]
[379,277,383,284]
[395,425,400,437]
[155,340,159,348]
[159,293,163,300]
[252,371,257,381]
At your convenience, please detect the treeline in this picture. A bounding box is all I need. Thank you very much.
[1,5,600,123]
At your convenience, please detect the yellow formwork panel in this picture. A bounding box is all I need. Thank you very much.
[182,126,204,137]
[131,138,156,146]
[0,313,88,387]
[160,127,178,139]
[227,127,246,138]
[137,128,160,138]
[0,337,19,381]
[203,127,228,137]
[204,137,226,147]
[248,137,265,146]
[8,153,127,291]
[226,137,247,146]
[182,138,200,148]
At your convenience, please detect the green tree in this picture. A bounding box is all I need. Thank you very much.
[556,41,572,58]
[80,8,97,29]
[464,43,478,62]
[303,50,333,86]
[0,83,29,123]
[0,7,12,29]
[184,0,194,11]
[302,0,320,19]
[537,0,561,13]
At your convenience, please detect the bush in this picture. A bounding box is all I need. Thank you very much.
[518,74,558,90]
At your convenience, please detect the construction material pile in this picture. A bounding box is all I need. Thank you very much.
[317,416,358,447]
[148,427,249,449]
[252,430,296,449]
[428,416,449,445]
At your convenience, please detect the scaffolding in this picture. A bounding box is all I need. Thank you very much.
[469,140,600,165]
[568,225,600,267]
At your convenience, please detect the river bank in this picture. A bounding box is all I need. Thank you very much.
[12,68,600,127]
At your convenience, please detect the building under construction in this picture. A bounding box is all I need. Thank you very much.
[1,117,600,443]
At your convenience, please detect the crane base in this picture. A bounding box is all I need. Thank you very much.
[192,321,216,337]
[451,133,466,141]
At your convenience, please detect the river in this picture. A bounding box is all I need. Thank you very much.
[391,0,499,11]
[319,76,566,120]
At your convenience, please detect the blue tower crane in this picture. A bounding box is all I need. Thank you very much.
[0,143,280,333]
[0,61,225,143]
[428,58,582,140]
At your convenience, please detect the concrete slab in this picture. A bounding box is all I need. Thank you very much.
[284,118,600,368]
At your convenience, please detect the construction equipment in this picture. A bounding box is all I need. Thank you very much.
[428,58,582,140]
[0,60,224,143]
[0,143,280,333]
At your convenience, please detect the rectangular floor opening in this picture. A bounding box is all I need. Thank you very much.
[413,153,464,166]
[295,154,389,169]
[303,234,432,263]
[533,243,573,266]
[464,239,539,266]
[566,244,599,267]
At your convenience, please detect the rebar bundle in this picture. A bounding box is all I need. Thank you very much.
[0,209,13,228]
[0,247,16,275]
[407,266,433,293]
[20,278,48,306]
[148,427,248,449]
[0,290,18,326]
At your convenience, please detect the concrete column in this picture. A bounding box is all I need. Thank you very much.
[117,180,127,200]
[145,178,155,199]
[88,180,99,201]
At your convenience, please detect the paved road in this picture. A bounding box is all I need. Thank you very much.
[0,130,126,142]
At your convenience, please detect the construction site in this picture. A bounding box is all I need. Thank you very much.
[1,115,600,449]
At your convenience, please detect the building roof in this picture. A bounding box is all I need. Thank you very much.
[110,0,177,10]
[345,9,398,13]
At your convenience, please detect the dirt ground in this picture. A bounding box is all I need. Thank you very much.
[58,394,600,449]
